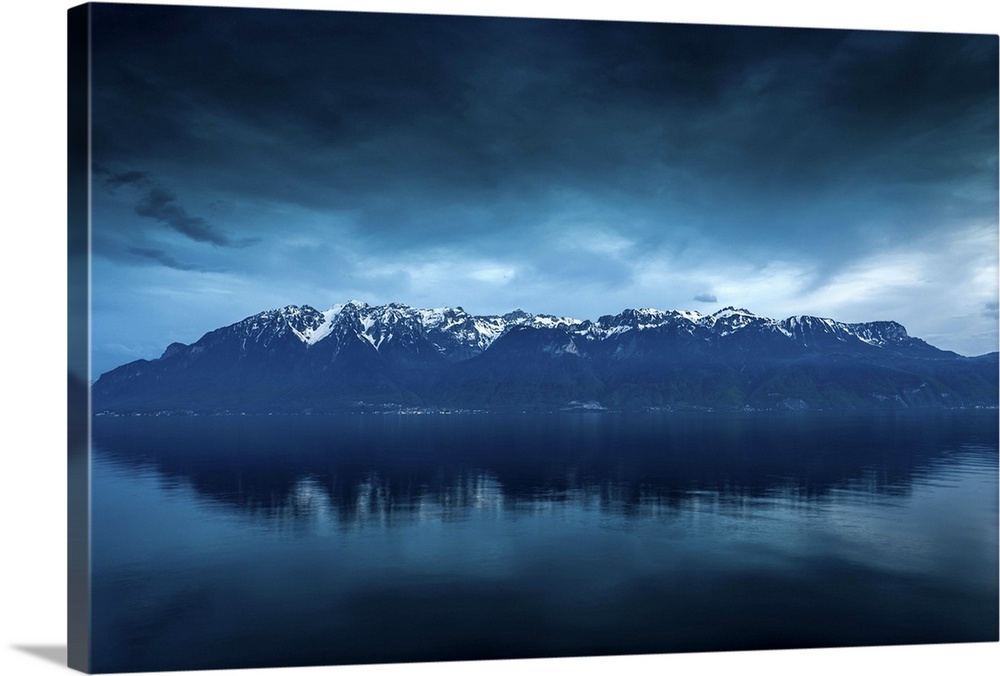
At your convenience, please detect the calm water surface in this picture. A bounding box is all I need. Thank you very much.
[90,411,999,672]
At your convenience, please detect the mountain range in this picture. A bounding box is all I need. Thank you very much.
[92,301,998,413]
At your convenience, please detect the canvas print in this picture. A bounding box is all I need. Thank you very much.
[68,2,999,673]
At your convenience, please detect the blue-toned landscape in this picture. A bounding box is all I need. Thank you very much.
[92,300,998,414]
[76,3,998,673]
[91,301,998,415]
[87,298,999,671]
[91,410,997,672]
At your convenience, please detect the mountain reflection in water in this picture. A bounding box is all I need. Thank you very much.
[93,410,995,528]
[90,410,998,672]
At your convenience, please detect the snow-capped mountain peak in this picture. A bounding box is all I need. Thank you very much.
[95,300,990,415]
[217,301,932,361]
[847,320,910,347]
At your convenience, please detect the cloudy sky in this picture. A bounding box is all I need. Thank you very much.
[86,2,998,376]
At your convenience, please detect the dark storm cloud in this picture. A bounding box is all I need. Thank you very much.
[133,186,257,248]
[827,32,997,128]
[104,170,150,190]
[984,301,999,319]
[127,247,225,273]
[89,7,997,261]
[89,6,469,166]
[86,5,998,365]
[94,163,259,248]
[693,294,718,303]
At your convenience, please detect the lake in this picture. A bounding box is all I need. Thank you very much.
[89,410,998,673]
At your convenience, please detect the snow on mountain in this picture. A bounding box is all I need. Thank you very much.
[698,307,767,337]
[227,305,327,349]
[223,300,923,359]
[295,302,584,357]
[95,300,993,414]
[846,320,910,346]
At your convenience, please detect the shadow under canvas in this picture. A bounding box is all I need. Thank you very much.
[12,645,68,667]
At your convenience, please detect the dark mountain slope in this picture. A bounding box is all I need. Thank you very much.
[92,302,998,413]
